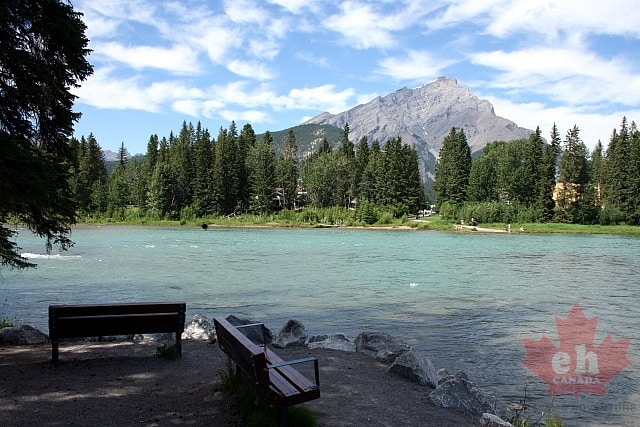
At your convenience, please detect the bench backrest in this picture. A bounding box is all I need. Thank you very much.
[214,316,269,387]
[49,302,186,339]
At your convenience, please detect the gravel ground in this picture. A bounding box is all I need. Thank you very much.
[0,339,479,426]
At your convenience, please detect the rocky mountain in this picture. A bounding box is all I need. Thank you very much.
[304,77,533,181]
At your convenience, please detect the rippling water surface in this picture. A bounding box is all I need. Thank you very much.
[2,226,639,426]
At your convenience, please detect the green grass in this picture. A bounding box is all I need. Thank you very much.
[73,208,640,235]
[218,357,318,427]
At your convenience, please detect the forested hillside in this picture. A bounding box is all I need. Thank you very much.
[76,116,639,227]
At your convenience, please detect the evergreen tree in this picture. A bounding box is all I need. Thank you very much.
[318,137,332,155]
[76,134,108,212]
[211,126,240,215]
[524,127,544,207]
[557,126,589,222]
[170,121,194,213]
[238,123,257,211]
[434,128,471,205]
[354,136,370,201]
[248,132,276,212]
[146,163,176,219]
[359,140,382,204]
[539,124,562,221]
[590,141,605,207]
[605,117,632,216]
[191,123,214,216]
[468,142,499,202]
[144,134,159,187]
[277,129,299,209]
[1,0,93,268]
[627,124,640,224]
[107,142,130,211]
[340,123,354,158]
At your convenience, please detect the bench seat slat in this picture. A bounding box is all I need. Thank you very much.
[265,348,319,392]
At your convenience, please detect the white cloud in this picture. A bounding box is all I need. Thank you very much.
[326,1,398,49]
[429,0,640,40]
[267,0,312,14]
[378,50,452,82]
[224,0,268,24]
[94,42,201,74]
[227,60,275,80]
[470,47,640,107]
[286,85,357,112]
[486,0,640,39]
[485,95,640,151]
[220,109,271,123]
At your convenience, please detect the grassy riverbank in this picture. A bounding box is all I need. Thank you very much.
[73,208,640,235]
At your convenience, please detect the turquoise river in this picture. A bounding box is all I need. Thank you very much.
[1,226,638,426]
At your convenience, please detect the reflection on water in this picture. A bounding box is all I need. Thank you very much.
[3,226,638,426]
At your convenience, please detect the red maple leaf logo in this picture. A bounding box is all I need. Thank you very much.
[522,302,631,400]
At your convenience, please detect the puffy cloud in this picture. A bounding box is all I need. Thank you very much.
[94,42,201,75]
[377,50,454,82]
[227,60,276,80]
[470,47,640,107]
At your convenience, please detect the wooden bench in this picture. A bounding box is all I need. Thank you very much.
[49,302,187,362]
[214,316,320,425]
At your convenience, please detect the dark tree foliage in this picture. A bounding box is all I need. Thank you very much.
[237,123,256,211]
[539,124,562,221]
[248,131,277,212]
[277,129,299,209]
[0,0,93,268]
[434,128,471,205]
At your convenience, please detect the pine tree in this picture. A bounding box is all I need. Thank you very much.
[605,117,632,216]
[434,128,471,205]
[248,132,277,212]
[340,123,354,158]
[238,123,257,211]
[76,134,108,212]
[1,0,93,268]
[277,129,299,209]
[191,123,214,216]
[524,127,544,208]
[539,124,561,221]
[107,142,130,212]
[212,126,240,215]
[558,126,589,222]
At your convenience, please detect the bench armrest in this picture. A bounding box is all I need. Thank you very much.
[267,356,320,388]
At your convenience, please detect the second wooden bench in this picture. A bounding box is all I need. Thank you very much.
[214,316,320,426]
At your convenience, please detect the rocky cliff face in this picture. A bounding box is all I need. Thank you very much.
[305,77,533,180]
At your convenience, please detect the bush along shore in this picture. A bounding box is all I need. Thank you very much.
[0,314,565,427]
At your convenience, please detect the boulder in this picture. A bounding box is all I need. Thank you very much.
[0,325,50,344]
[354,332,410,363]
[480,413,513,427]
[388,347,437,387]
[429,371,497,416]
[437,368,452,385]
[272,319,307,348]
[182,314,216,343]
[308,334,356,352]
[225,315,273,346]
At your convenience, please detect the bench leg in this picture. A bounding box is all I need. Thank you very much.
[277,406,289,427]
[51,340,59,363]
[176,332,182,357]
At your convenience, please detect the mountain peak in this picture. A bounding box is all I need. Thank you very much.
[305,77,531,157]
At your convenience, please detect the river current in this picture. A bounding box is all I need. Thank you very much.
[2,225,638,426]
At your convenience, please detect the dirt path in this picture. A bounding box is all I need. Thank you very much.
[0,340,478,426]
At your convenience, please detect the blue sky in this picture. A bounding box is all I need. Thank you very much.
[72,0,640,156]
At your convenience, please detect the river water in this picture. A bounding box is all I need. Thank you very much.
[2,225,638,426]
